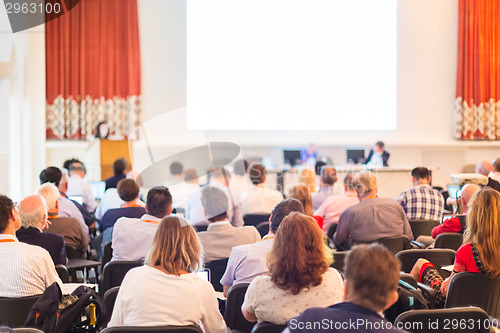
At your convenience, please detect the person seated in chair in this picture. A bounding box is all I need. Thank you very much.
[197,185,261,263]
[241,163,284,216]
[364,141,390,167]
[16,195,67,265]
[104,158,128,190]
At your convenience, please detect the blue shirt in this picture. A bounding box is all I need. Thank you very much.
[100,206,146,232]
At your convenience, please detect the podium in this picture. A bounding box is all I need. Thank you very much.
[85,140,133,181]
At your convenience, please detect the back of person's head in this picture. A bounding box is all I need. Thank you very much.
[475,160,493,176]
[146,186,173,219]
[376,141,385,149]
[68,162,85,176]
[249,163,266,185]
[63,158,83,171]
[315,161,326,176]
[268,212,331,295]
[184,168,198,183]
[0,195,15,233]
[117,179,140,202]
[170,162,184,176]
[289,185,312,215]
[210,168,231,184]
[19,195,47,229]
[233,159,249,176]
[39,167,63,186]
[270,198,304,233]
[344,244,400,312]
[200,185,228,222]
[344,172,356,191]
[353,171,377,196]
[113,158,128,176]
[37,183,60,211]
[460,183,480,207]
[146,216,201,275]
[320,166,337,185]
[493,158,500,172]
[465,188,500,278]
[298,168,316,193]
[411,167,430,182]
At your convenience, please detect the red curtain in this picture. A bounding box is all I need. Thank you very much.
[455,0,500,140]
[46,0,141,140]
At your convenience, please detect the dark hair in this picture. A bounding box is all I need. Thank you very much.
[248,163,266,185]
[233,159,249,176]
[63,158,84,171]
[39,167,62,186]
[315,161,326,176]
[95,121,109,139]
[113,158,128,176]
[320,166,337,185]
[117,179,140,202]
[69,162,85,173]
[492,158,500,172]
[376,141,385,149]
[270,198,304,233]
[0,195,15,233]
[146,186,173,219]
[170,162,184,176]
[411,167,430,181]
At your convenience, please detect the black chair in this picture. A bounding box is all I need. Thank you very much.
[408,219,440,239]
[194,225,208,233]
[101,260,144,295]
[251,322,286,333]
[445,272,500,319]
[330,251,349,272]
[65,245,82,259]
[100,325,203,333]
[255,221,270,238]
[204,258,229,292]
[395,306,490,333]
[326,223,337,242]
[434,233,463,251]
[102,242,113,270]
[243,214,271,227]
[103,286,120,327]
[0,329,44,333]
[224,283,255,333]
[396,249,456,278]
[0,295,40,327]
[55,264,70,283]
[373,235,412,255]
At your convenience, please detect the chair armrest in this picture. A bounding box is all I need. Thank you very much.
[417,282,436,309]
[411,240,425,249]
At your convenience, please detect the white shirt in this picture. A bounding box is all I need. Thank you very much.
[67,175,97,212]
[0,234,63,297]
[229,175,252,203]
[111,214,161,261]
[109,266,227,333]
[241,184,284,216]
[489,171,500,183]
[170,182,200,209]
[220,237,274,287]
[242,268,344,324]
[95,188,124,220]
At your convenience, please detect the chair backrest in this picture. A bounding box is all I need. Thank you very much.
[445,272,500,319]
[434,233,463,251]
[326,223,337,242]
[330,251,349,272]
[102,242,113,269]
[65,245,81,259]
[101,260,144,295]
[255,221,270,238]
[224,283,255,333]
[103,286,120,327]
[395,249,456,276]
[100,325,203,333]
[408,219,440,239]
[251,322,287,333]
[243,214,271,227]
[0,295,40,328]
[194,225,208,233]
[395,306,490,333]
[374,235,411,255]
[204,258,229,292]
[55,264,70,283]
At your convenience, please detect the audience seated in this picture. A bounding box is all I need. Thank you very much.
[334,171,413,250]
[16,195,67,265]
[397,167,444,221]
[229,159,251,201]
[241,212,344,324]
[314,173,358,234]
[108,216,227,332]
[285,244,405,333]
[39,166,91,232]
[364,141,390,167]
[312,166,337,210]
[241,163,284,216]
[298,168,317,194]
[105,158,128,190]
[38,183,89,254]
[475,160,500,192]
[186,168,244,227]
[197,186,261,263]
[221,198,304,297]
[489,158,500,183]
[0,195,63,297]
[111,186,172,261]
[289,185,323,229]
[100,179,146,247]
[66,161,97,213]
[411,188,500,307]
[168,163,200,210]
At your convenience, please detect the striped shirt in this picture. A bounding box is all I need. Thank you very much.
[0,234,63,297]
[397,184,444,221]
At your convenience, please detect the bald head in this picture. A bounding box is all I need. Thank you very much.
[19,195,47,229]
[475,160,492,176]
[461,184,480,209]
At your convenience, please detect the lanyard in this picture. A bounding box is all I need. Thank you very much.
[48,214,60,219]
[262,234,275,241]
[142,219,160,224]
[0,239,15,243]
[361,194,378,202]
[121,203,142,208]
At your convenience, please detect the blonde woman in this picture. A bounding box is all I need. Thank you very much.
[108,216,227,333]
[411,188,500,306]
[289,185,323,229]
[298,168,317,194]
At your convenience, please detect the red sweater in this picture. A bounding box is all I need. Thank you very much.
[431,216,462,239]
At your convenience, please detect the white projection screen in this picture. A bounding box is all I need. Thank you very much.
[187,0,397,131]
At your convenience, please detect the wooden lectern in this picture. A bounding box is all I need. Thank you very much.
[99,140,133,181]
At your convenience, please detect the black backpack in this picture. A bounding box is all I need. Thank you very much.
[384,279,428,323]
[25,282,105,333]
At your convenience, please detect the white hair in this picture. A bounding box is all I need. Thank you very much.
[353,171,378,196]
[200,185,229,220]
[19,195,47,228]
[37,183,60,210]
